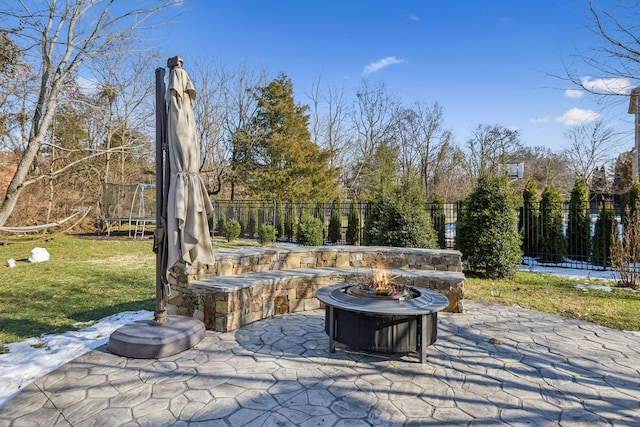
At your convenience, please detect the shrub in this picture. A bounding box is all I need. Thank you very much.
[258,224,276,246]
[216,207,226,236]
[240,202,249,236]
[363,172,438,248]
[592,198,615,267]
[327,197,342,243]
[622,180,640,229]
[246,205,257,237]
[276,200,285,239]
[567,177,591,261]
[346,199,360,245]
[520,177,539,257]
[456,172,522,279]
[538,184,566,263]
[610,206,640,289]
[223,219,241,242]
[430,195,446,249]
[297,211,324,246]
[285,200,297,241]
[207,212,215,234]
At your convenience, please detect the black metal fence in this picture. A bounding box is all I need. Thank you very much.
[210,200,624,271]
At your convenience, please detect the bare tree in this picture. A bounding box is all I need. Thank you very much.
[394,101,452,197]
[562,120,617,186]
[510,145,572,196]
[218,62,269,200]
[429,142,469,202]
[465,124,522,179]
[190,58,227,196]
[0,0,172,226]
[346,79,399,198]
[88,51,158,184]
[306,76,350,181]
[564,1,639,99]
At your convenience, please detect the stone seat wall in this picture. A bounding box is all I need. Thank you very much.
[167,245,464,332]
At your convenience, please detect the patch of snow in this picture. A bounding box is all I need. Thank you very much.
[575,284,613,292]
[0,310,152,408]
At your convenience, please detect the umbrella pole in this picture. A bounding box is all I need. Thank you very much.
[154,66,168,324]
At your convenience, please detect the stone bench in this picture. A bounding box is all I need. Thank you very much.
[167,245,464,332]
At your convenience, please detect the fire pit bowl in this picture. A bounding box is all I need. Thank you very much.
[316,283,449,363]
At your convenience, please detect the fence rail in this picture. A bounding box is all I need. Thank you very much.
[210,200,625,271]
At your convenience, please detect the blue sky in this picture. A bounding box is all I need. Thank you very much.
[156,0,636,156]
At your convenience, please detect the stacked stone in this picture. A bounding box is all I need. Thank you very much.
[167,246,465,332]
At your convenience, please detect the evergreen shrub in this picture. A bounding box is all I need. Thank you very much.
[538,184,566,263]
[456,173,522,279]
[567,177,590,261]
[224,219,241,242]
[246,206,257,237]
[216,207,226,236]
[276,200,285,239]
[327,197,342,243]
[430,195,446,249]
[285,201,298,241]
[520,177,539,256]
[592,198,615,267]
[346,199,360,245]
[297,211,324,246]
[363,172,438,248]
[240,203,249,236]
[258,224,276,246]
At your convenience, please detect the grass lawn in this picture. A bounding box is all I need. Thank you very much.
[0,235,156,345]
[465,271,640,331]
[1,235,639,347]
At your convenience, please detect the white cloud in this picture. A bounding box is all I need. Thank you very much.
[581,76,632,95]
[529,116,549,124]
[555,108,600,126]
[362,56,405,76]
[565,89,583,98]
[409,15,419,22]
[77,75,100,94]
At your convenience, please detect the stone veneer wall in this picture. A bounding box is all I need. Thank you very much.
[167,246,464,332]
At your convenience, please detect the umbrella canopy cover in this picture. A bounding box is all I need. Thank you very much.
[165,64,215,270]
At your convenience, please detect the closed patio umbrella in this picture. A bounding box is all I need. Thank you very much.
[165,57,215,270]
[108,57,210,359]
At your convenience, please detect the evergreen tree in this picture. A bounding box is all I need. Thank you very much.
[297,211,324,246]
[246,74,337,201]
[240,202,249,237]
[327,197,343,243]
[591,165,608,193]
[538,184,566,263]
[627,180,640,216]
[246,204,258,238]
[592,198,616,266]
[346,199,361,245]
[612,151,633,194]
[620,180,640,260]
[567,177,591,261]
[430,195,446,249]
[364,170,438,248]
[285,200,298,241]
[520,177,539,257]
[216,204,227,236]
[276,200,285,239]
[456,172,522,279]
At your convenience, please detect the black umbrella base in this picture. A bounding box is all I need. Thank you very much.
[108,315,205,359]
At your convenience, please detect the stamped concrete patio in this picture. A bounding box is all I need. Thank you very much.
[1,300,639,426]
